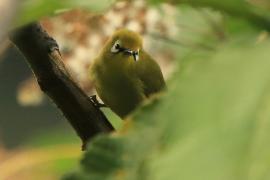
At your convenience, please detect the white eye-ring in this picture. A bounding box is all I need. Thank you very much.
[111,40,121,53]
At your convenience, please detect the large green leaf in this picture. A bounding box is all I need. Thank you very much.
[149,40,270,180]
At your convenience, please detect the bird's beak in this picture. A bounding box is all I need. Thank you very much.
[133,51,139,62]
[123,49,139,62]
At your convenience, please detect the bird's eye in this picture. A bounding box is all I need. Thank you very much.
[111,40,121,53]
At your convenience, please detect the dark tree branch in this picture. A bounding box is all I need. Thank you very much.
[9,22,114,150]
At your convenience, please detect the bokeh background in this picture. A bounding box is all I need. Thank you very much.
[0,1,177,179]
[1,0,270,179]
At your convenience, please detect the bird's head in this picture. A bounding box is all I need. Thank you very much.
[104,29,143,62]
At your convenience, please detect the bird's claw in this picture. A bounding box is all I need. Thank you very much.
[89,95,107,108]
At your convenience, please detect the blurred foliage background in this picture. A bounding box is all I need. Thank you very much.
[1,0,270,180]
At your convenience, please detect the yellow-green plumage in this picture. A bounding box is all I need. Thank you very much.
[90,29,165,118]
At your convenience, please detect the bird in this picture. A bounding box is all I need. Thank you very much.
[90,29,165,118]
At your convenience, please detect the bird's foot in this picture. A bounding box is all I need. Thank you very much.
[89,95,107,108]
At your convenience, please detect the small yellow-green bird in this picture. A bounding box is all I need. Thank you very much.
[90,29,165,118]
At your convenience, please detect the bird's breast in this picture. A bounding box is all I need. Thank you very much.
[94,61,144,118]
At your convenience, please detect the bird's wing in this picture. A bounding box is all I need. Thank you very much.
[136,50,166,97]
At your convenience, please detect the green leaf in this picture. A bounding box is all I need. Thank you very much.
[149,0,270,31]
[15,0,116,27]
[149,40,270,180]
